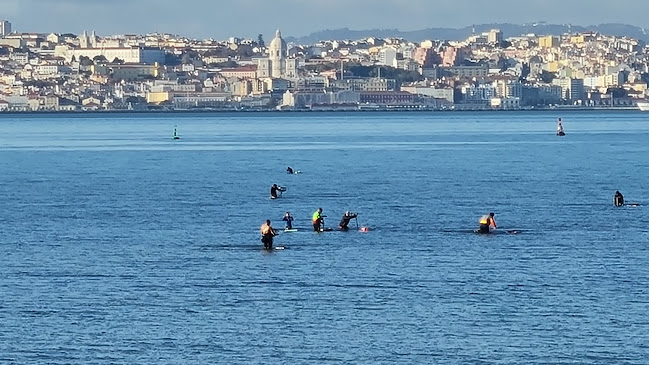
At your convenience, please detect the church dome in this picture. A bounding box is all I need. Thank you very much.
[268,29,287,59]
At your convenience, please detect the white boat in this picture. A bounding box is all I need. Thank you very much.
[637,101,649,111]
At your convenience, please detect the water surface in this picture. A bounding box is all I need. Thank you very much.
[1,111,648,364]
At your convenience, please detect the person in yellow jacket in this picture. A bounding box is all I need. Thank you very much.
[312,208,326,232]
[478,212,497,234]
[260,220,277,249]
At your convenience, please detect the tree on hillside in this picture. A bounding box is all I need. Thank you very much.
[257,34,265,48]
[93,55,108,63]
[607,87,627,98]
[539,70,556,84]
[210,60,238,68]
[79,56,93,66]
[497,40,512,49]
[347,63,423,86]
[519,62,530,82]
[303,62,337,73]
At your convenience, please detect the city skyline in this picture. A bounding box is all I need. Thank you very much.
[2,0,649,39]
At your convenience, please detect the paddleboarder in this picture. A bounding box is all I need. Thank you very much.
[260,219,277,250]
[312,208,326,232]
[282,212,294,230]
[270,184,286,199]
[614,190,624,207]
[339,211,358,231]
[478,212,497,234]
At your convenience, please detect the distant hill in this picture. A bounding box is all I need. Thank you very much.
[285,23,649,44]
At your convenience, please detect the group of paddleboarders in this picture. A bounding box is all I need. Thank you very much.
[262,157,634,247]
[260,209,361,249]
[260,168,363,249]
[311,208,358,232]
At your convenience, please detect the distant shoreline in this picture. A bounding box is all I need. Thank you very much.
[0,107,642,115]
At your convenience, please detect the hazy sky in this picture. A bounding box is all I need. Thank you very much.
[2,0,649,40]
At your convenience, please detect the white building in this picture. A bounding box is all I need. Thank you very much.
[493,79,522,98]
[54,45,165,64]
[256,30,298,79]
[378,47,397,67]
[491,97,520,109]
[487,29,503,44]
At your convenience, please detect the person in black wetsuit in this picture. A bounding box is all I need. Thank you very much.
[287,167,294,174]
[282,212,294,230]
[270,184,286,199]
[339,211,358,231]
[614,191,624,207]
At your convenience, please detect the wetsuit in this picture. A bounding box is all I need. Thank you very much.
[339,213,358,230]
[312,211,324,232]
[614,192,624,207]
[283,215,294,229]
[260,223,275,249]
[479,215,495,234]
[287,167,293,174]
[271,185,285,199]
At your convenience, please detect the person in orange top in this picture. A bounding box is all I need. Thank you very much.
[260,220,277,249]
[478,212,497,234]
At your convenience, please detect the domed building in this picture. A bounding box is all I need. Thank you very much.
[257,30,298,79]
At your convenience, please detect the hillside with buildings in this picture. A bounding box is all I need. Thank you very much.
[0,20,648,112]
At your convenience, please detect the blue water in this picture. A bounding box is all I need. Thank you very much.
[1,111,648,364]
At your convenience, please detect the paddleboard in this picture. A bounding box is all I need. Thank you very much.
[284,229,298,232]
